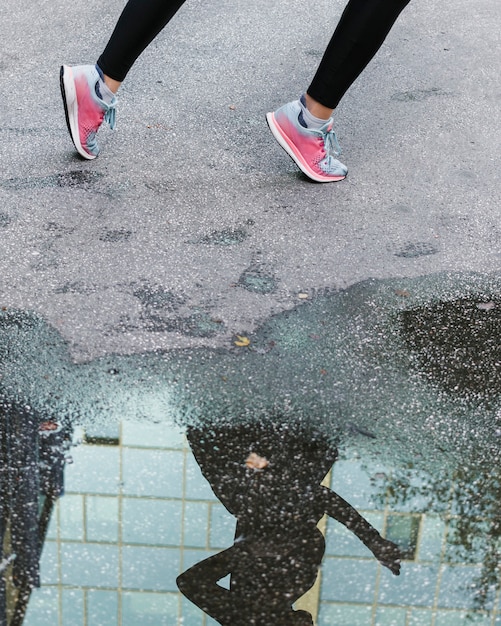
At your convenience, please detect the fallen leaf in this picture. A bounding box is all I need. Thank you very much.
[245,452,269,469]
[234,335,250,347]
[39,421,59,432]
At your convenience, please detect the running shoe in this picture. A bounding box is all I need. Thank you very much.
[60,64,117,159]
[266,99,347,182]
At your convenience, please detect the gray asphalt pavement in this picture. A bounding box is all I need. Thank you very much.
[0,0,499,362]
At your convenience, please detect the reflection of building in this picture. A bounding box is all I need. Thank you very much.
[24,423,501,626]
[0,409,70,626]
[25,421,235,626]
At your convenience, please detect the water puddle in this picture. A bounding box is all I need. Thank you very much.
[1,272,500,625]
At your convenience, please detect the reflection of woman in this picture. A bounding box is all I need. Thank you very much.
[177,423,401,625]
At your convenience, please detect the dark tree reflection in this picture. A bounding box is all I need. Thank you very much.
[395,296,501,612]
[0,407,71,626]
[177,422,401,625]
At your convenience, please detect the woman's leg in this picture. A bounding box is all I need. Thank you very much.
[307,0,411,110]
[60,0,186,159]
[97,0,187,86]
[266,0,411,182]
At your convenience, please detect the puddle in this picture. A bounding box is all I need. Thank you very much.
[0,272,500,625]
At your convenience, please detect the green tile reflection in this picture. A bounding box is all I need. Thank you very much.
[121,592,178,626]
[86,495,119,543]
[185,454,218,501]
[209,503,236,549]
[23,587,59,626]
[121,421,185,449]
[26,422,501,624]
[318,603,373,625]
[122,498,182,546]
[325,511,383,558]
[62,589,84,625]
[59,494,84,541]
[121,546,180,591]
[321,557,378,603]
[417,515,446,561]
[181,596,206,626]
[437,565,486,610]
[45,503,58,540]
[182,548,217,573]
[122,448,184,498]
[375,606,407,625]
[434,610,492,625]
[87,590,119,626]
[61,543,119,588]
[385,514,420,560]
[39,541,59,586]
[65,445,120,495]
[408,609,433,625]
[378,563,439,607]
[330,460,382,510]
[183,501,210,548]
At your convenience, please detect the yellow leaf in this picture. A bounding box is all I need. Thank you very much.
[234,335,250,347]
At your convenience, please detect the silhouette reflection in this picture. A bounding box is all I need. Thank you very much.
[0,407,71,626]
[178,422,401,625]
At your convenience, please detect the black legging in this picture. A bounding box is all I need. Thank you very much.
[97,0,411,110]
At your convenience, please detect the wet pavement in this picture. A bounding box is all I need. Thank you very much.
[0,0,500,624]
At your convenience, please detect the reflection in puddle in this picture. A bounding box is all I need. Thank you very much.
[179,424,400,625]
[0,272,500,624]
[1,411,72,625]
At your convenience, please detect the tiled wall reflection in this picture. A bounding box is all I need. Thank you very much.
[318,459,501,626]
[26,422,230,626]
[24,427,501,626]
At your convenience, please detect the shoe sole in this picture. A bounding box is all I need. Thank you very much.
[266,112,346,183]
[59,65,96,160]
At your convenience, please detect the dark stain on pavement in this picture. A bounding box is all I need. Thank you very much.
[99,228,133,243]
[391,87,449,102]
[194,228,248,246]
[238,268,277,294]
[0,171,104,191]
[133,285,186,311]
[394,241,438,258]
[0,211,11,227]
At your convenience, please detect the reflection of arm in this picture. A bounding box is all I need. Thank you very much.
[319,486,401,575]
[177,547,240,625]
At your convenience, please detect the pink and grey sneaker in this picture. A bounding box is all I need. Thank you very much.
[60,64,117,160]
[266,99,347,182]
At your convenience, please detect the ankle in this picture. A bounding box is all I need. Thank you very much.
[103,75,121,94]
[304,94,333,121]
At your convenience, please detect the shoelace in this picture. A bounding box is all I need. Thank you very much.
[103,101,116,130]
[323,125,342,158]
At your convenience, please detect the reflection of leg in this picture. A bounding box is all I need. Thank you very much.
[97,0,187,83]
[308,0,411,109]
